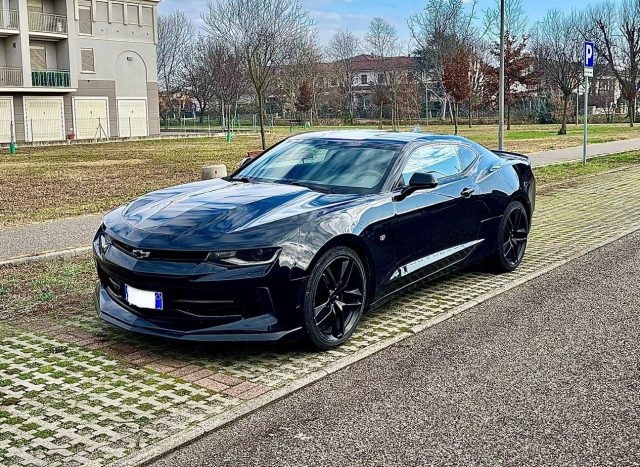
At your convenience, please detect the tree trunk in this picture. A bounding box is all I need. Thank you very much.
[468,97,472,128]
[507,105,511,131]
[629,97,636,127]
[454,102,459,135]
[257,91,266,149]
[558,95,569,135]
[378,103,383,130]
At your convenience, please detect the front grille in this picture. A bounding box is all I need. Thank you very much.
[111,238,209,262]
[96,264,261,328]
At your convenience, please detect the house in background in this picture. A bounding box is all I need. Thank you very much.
[0,0,160,143]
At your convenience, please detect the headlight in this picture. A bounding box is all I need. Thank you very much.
[99,232,111,254]
[207,247,280,266]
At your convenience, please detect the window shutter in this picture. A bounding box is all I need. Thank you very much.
[81,48,94,72]
[79,6,92,34]
[30,46,46,70]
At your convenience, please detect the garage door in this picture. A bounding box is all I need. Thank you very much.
[74,98,109,139]
[24,98,65,142]
[0,98,14,143]
[117,99,147,137]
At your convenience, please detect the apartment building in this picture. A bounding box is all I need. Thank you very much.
[0,0,160,143]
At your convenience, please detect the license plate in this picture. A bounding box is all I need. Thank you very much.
[124,284,163,310]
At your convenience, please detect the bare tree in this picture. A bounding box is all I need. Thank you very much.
[483,0,529,42]
[409,0,479,123]
[157,11,193,126]
[181,36,216,123]
[206,40,249,134]
[532,10,583,135]
[326,30,360,122]
[443,47,472,134]
[365,17,399,129]
[582,0,640,126]
[203,0,313,149]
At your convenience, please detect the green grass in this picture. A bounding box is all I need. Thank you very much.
[532,150,640,185]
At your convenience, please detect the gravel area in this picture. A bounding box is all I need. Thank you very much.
[152,229,640,467]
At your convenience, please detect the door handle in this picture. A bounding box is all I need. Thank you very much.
[460,187,475,198]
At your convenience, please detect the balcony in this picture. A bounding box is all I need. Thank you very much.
[31,69,69,87]
[0,67,22,86]
[28,12,67,35]
[0,9,19,32]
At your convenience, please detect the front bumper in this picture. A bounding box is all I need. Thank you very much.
[93,234,306,342]
[95,283,302,342]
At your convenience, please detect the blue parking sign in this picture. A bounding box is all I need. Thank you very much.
[584,41,595,77]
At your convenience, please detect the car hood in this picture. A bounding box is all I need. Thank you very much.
[109,178,361,247]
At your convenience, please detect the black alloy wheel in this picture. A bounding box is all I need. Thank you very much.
[303,246,367,350]
[489,200,529,272]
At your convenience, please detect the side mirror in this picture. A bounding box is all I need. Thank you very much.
[393,172,438,201]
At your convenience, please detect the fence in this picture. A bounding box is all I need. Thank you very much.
[28,12,67,33]
[0,67,22,86]
[0,9,19,29]
[31,69,70,88]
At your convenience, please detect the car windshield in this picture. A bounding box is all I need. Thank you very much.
[234,138,401,194]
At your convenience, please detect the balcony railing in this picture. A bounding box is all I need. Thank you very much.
[31,69,70,87]
[0,67,22,86]
[0,9,19,29]
[28,12,67,34]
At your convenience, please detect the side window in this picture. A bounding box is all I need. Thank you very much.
[457,146,477,171]
[401,145,461,185]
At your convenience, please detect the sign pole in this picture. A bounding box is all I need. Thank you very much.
[583,75,589,166]
[583,41,595,166]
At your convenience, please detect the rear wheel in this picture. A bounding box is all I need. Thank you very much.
[302,246,367,350]
[488,200,529,272]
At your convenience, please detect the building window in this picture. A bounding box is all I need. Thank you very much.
[81,48,95,73]
[79,6,92,35]
[29,45,46,70]
[96,1,108,22]
[111,2,124,23]
[361,74,368,85]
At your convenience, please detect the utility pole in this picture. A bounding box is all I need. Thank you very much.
[498,0,505,151]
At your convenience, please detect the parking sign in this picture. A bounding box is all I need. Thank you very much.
[584,41,595,77]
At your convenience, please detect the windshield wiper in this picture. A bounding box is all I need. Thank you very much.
[277,180,332,194]
[229,176,251,183]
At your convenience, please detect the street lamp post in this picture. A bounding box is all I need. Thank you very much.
[498,0,505,150]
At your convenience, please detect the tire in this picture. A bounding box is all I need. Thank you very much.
[487,200,530,272]
[302,246,368,350]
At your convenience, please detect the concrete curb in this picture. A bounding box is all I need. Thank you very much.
[114,224,640,467]
[0,246,92,267]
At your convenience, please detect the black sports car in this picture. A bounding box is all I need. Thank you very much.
[93,131,535,349]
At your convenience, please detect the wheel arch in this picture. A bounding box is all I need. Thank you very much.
[306,234,377,302]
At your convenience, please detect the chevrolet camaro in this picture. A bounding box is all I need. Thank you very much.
[93,130,535,350]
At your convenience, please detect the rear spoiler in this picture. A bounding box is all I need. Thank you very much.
[493,150,530,165]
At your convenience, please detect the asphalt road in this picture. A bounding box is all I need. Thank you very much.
[152,230,640,467]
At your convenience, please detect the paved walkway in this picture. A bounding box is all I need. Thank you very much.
[2,164,640,465]
[2,137,640,261]
[151,230,640,467]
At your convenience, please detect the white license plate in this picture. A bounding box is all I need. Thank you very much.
[124,284,163,310]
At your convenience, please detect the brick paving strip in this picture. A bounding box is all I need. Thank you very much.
[1,165,640,466]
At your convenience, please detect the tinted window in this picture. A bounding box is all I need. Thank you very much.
[457,146,477,171]
[236,139,400,194]
[401,144,461,184]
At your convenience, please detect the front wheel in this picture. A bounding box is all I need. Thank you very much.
[487,200,530,272]
[302,246,367,350]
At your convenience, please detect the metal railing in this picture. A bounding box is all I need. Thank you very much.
[28,12,67,33]
[31,69,70,87]
[0,67,22,86]
[0,9,19,29]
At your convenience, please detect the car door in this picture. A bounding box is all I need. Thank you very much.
[385,143,485,286]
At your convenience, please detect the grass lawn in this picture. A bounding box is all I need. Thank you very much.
[1,123,640,227]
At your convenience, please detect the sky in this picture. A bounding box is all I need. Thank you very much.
[158,0,599,48]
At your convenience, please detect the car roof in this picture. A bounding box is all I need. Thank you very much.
[290,129,477,147]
